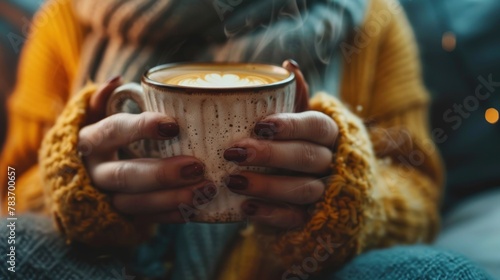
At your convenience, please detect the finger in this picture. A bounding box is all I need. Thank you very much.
[112,181,217,214]
[282,59,309,112]
[78,112,179,156]
[242,200,308,229]
[224,138,332,174]
[91,157,205,193]
[87,76,123,124]
[254,111,338,148]
[226,172,324,205]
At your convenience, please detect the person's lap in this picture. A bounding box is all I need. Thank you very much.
[0,214,127,280]
[319,245,493,280]
[1,214,493,280]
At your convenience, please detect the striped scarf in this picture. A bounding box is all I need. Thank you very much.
[72,0,366,94]
[72,0,367,279]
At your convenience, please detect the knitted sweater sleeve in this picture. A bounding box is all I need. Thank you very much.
[267,95,441,271]
[0,0,148,245]
[0,0,81,213]
[264,0,443,273]
[39,83,151,246]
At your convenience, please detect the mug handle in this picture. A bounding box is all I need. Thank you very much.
[106,83,146,116]
[105,83,158,158]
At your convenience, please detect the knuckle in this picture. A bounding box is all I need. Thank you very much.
[87,121,113,151]
[77,137,94,156]
[260,141,274,165]
[99,116,119,141]
[245,146,259,163]
[78,124,104,153]
[317,116,334,139]
[301,183,315,204]
[298,180,323,204]
[113,163,128,191]
[155,164,172,186]
[128,113,148,142]
[330,120,339,142]
[298,143,317,167]
[282,115,298,138]
[310,112,336,141]
[78,126,91,141]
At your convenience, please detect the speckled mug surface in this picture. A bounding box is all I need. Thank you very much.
[107,63,296,222]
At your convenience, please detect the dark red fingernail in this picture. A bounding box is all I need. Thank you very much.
[224,148,248,162]
[181,163,205,179]
[158,122,179,138]
[195,183,217,205]
[287,59,299,69]
[106,75,121,84]
[254,122,277,139]
[243,202,258,216]
[226,175,248,190]
[203,183,218,198]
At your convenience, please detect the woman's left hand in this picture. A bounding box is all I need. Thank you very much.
[223,60,339,230]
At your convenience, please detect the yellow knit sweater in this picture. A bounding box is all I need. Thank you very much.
[0,0,443,278]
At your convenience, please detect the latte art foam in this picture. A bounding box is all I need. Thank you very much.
[164,72,279,88]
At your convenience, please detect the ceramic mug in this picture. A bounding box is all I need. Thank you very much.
[107,63,296,222]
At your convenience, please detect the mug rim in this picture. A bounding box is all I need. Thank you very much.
[142,62,295,93]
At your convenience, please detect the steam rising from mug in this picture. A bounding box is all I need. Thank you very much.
[213,0,358,94]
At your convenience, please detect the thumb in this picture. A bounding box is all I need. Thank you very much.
[86,76,123,124]
[282,59,309,112]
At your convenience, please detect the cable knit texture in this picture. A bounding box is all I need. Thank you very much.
[39,83,148,247]
[269,93,377,270]
[267,94,441,272]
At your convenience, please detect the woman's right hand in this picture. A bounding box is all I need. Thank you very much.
[78,77,216,223]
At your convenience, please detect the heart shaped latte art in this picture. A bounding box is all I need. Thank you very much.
[166,72,278,88]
